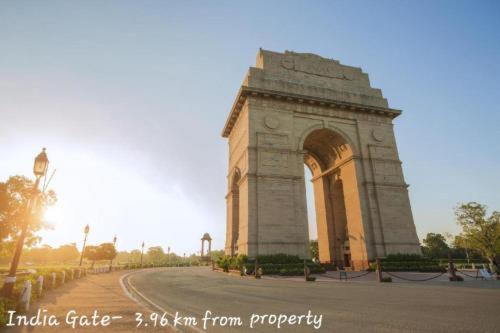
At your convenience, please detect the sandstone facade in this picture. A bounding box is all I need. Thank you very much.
[222,49,421,269]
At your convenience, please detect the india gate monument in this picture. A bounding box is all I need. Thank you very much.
[222,49,421,269]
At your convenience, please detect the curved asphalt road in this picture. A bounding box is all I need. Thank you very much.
[124,267,499,333]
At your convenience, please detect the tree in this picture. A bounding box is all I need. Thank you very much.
[147,246,165,264]
[186,253,201,266]
[22,244,53,264]
[421,233,450,258]
[0,175,57,254]
[129,249,142,263]
[309,240,319,261]
[115,251,131,264]
[210,250,224,262]
[97,243,117,261]
[455,202,500,268]
[83,245,100,268]
[53,243,80,263]
[165,252,182,266]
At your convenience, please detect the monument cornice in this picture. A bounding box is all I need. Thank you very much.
[364,181,410,189]
[222,86,402,137]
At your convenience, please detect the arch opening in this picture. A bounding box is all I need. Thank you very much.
[303,128,354,267]
[304,166,317,241]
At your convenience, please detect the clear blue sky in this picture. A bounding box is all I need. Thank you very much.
[1,1,499,253]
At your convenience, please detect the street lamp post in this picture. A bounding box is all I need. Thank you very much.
[140,241,145,267]
[2,148,49,297]
[109,235,117,271]
[79,224,90,267]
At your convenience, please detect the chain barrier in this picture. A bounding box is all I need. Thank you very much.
[456,269,478,279]
[314,263,482,283]
[320,270,373,280]
[383,271,446,282]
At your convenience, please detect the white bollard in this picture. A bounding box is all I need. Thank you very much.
[61,271,65,284]
[19,280,32,312]
[77,269,81,279]
[37,275,44,297]
[51,272,56,289]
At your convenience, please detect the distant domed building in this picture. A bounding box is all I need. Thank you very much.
[201,233,212,258]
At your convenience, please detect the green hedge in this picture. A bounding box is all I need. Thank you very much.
[214,253,325,276]
[382,254,427,262]
[368,261,446,272]
[366,254,447,272]
[244,263,325,276]
[321,263,337,271]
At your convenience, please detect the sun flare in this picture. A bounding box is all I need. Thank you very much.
[43,205,63,225]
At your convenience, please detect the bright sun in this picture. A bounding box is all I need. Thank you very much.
[43,206,63,225]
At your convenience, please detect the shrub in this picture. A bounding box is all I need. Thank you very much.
[0,299,6,327]
[383,254,425,262]
[9,274,39,306]
[0,297,15,326]
[40,273,54,290]
[368,262,378,271]
[55,271,65,286]
[246,263,325,276]
[216,255,231,272]
[371,260,447,272]
[64,268,73,281]
[278,267,303,276]
[217,253,325,276]
[235,254,248,268]
[321,263,337,271]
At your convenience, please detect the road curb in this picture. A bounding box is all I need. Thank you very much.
[119,269,204,333]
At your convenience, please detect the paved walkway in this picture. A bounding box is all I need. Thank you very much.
[2,270,173,333]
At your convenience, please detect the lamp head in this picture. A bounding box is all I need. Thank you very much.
[33,148,49,177]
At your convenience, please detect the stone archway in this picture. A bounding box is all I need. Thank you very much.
[303,128,360,267]
[222,49,421,269]
[201,233,212,258]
